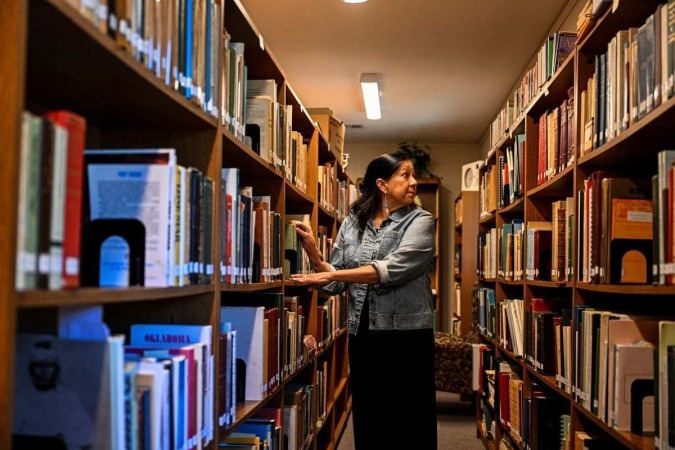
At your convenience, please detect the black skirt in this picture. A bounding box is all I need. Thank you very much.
[348,301,437,449]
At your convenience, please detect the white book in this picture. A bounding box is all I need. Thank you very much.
[220,306,266,401]
[221,168,240,283]
[84,149,176,287]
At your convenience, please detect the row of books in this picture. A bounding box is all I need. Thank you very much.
[473,286,496,338]
[222,37,320,197]
[87,149,215,288]
[16,111,348,290]
[220,408,282,450]
[579,3,675,157]
[14,318,215,450]
[244,78,309,193]
[317,163,358,221]
[221,294,309,405]
[480,159,675,288]
[479,163,499,219]
[475,346,573,450]
[489,31,577,148]
[16,112,219,290]
[577,173,653,285]
[221,168,284,285]
[501,134,525,207]
[475,296,675,450]
[478,221,551,282]
[535,88,575,186]
[15,111,85,290]
[71,0,221,116]
[12,301,326,450]
[317,294,348,350]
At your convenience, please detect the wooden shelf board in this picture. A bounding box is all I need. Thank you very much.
[17,285,214,308]
[526,164,574,199]
[222,132,284,180]
[578,0,664,55]
[318,203,337,222]
[497,197,524,216]
[334,377,348,400]
[509,113,526,136]
[571,402,654,450]
[496,343,523,367]
[29,0,217,129]
[479,278,497,283]
[498,279,524,286]
[524,365,573,402]
[527,52,575,119]
[285,179,315,210]
[577,95,675,172]
[220,281,283,292]
[575,282,675,295]
[480,212,496,224]
[526,280,571,288]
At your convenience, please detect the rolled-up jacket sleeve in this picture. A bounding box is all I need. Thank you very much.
[319,222,349,295]
[371,213,435,287]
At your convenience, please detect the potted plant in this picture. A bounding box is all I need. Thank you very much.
[397,141,436,178]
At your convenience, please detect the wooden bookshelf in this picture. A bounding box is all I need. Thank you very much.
[416,178,444,330]
[468,0,675,449]
[454,191,479,336]
[2,0,352,448]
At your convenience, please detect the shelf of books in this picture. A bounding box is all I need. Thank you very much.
[471,1,675,449]
[2,0,358,448]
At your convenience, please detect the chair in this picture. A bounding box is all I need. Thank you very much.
[434,331,479,400]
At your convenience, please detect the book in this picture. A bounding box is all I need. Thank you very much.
[599,178,652,284]
[129,324,214,448]
[220,306,266,401]
[83,149,177,287]
[611,343,655,432]
[42,111,86,289]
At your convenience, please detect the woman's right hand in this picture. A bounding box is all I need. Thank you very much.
[291,220,317,252]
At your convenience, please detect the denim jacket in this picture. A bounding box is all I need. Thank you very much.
[320,205,436,334]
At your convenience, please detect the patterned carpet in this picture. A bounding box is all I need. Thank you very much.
[337,391,484,450]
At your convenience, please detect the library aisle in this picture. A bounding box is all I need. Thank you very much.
[336,393,483,450]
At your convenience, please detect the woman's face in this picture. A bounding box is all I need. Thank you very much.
[381,160,417,210]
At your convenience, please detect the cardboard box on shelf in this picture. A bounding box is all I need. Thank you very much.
[307,108,346,162]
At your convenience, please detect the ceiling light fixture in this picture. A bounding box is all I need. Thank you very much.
[344,0,368,3]
[360,73,382,120]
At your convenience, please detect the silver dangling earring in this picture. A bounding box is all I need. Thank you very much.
[384,193,390,217]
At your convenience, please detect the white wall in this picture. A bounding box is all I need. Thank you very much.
[343,141,483,332]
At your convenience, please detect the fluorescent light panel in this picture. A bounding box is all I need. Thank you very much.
[360,73,382,120]
[344,0,368,3]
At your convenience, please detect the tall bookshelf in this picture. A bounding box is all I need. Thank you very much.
[453,191,479,336]
[0,0,352,449]
[471,1,675,449]
[416,178,443,330]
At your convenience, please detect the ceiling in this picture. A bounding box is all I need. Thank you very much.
[238,0,573,144]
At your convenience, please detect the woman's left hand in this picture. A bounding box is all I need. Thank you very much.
[289,272,333,290]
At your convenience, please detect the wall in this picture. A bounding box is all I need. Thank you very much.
[343,141,483,332]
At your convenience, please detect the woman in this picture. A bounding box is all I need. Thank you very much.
[291,151,437,449]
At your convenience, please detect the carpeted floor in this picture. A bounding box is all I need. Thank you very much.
[336,391,484,450]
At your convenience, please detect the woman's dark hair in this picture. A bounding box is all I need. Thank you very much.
[350,151,411,230]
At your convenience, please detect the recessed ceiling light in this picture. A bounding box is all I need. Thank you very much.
[344,0,368,3]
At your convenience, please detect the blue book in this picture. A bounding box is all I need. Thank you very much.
[204,0,212,112]
[236,421,273,447]
[184,0,194,99]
